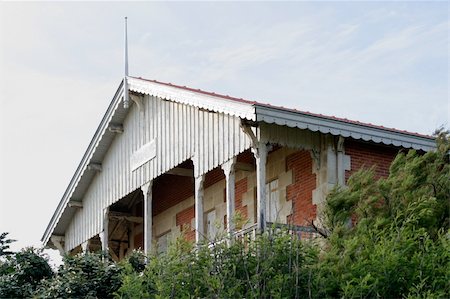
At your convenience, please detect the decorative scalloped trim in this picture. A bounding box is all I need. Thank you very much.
[128,78,256,121]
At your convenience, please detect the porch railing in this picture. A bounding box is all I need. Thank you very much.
[265,222,321,240]
[226,222,321,243]
[207,222,321,249]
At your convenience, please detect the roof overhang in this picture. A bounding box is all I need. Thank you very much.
[128,77,256,121]
[255,105,435,151]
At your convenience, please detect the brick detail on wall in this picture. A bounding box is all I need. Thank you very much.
[345,140,398,181]
[204,167,226,189]
[286,150,317,226]
[153,174,194,216]
[235,177,248,221]
[236,149,255,165]
[176,205,195,241]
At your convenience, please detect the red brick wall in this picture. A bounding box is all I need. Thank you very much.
[237,149,255,165]
[235,177,249,222]
[286,150,317,226]
[222,177,249,227]
[153,174,194,216]
[153,167,225,218]
[345,140,398,181]
[204,167,225,189]
[176,205,195,241]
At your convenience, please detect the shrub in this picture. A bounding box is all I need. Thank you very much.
[36,251,122,298]
[0,247,53,298]
[116,231,319,298]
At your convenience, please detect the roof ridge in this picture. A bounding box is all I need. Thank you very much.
[131,76,433,140]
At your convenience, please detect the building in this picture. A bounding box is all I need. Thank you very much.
[41,77,435,259]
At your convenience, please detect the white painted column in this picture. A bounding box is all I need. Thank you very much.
[81,240,89,253]
[326,143,337,186]
[142,181,153,254]
[100,207,109,253]
[252,142,268,233]
[336,136,345,186]
[221,158,236,237]
[195,175,205,243]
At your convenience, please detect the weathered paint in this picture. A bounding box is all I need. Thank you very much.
[65,95,251,251]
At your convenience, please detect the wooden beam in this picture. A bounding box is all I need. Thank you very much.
[108,123,124,133]
[110,239,129,244]
[166,167,193,177]
[109,211,131,217]
[110,215,143,224]
[68,200,83,209]
[109,212,143,224]
[108,219,123,239]
[235,162,253,172]
[50,235,65,255]
[87,162,102,172]
[240,122,258,146]
[127,190,142,209]
[109,248,119,262]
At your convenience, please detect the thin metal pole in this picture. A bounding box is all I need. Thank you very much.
[124,17,129,108]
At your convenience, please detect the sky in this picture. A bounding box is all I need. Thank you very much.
[0,1,448,263]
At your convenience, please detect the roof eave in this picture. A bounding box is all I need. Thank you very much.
[41,80,126,245]
[128,77,256,121]
[255,105,436,151]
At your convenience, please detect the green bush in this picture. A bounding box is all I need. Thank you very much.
[0,247,53,298]
[36,252,123,298]
[0,232,15,257]
[313,130,450,298]
[116,130,449,298]
[2,131,448,298]
[116,231,319,298]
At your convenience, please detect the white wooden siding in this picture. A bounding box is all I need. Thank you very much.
[65,95,251,251]
[259,123,321,151]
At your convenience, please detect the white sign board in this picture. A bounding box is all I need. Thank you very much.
[131,139,156,171]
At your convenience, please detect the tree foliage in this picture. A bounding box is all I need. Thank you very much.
[35,252,123,299]
[116,231,319,299]
[0,247,53,298]
[116,130,449,298]
[0,232,15,257]
[1,131,448,298]
[314,129,450,298]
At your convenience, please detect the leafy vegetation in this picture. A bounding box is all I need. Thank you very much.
[314,130,449,298]
[35,252,123,299]
[0,247,53,298]
[116,231,319,298]
[0,130,448,298]
[0,232,15,257]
